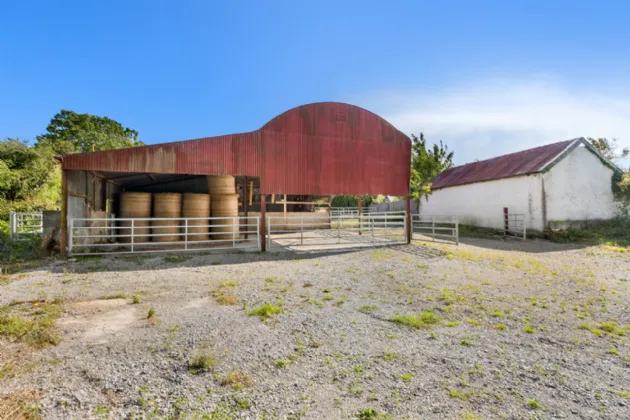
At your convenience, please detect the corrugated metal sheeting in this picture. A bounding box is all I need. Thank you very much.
[431,139,576,190]
[62,102,411,196]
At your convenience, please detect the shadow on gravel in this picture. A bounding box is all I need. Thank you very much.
[44,242,444,275]
[455,236,592,253]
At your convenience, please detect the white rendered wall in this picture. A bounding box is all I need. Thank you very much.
[419,174,545,231]
[543,145,616,223]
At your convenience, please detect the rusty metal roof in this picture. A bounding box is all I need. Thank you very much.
[61,102,411,196]
[431,139,579,189]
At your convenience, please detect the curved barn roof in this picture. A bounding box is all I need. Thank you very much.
[61,102,411,196]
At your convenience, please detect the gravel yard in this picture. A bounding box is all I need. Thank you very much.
[1,238,629,419]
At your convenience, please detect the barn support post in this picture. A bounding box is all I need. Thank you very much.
[60,169,68,256]
[260,194,267,252]
[406,196,411,244]
[503,207,509,236]
[358,196,362,235]
[243,177,248,240]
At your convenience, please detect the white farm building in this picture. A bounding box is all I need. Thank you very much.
[420,138,622,232]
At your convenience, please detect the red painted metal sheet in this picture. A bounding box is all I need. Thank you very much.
[431,140,574,190]
[62,102,411,196]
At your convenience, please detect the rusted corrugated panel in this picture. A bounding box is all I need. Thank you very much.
[62,102,411,196]
[431,140,576,189]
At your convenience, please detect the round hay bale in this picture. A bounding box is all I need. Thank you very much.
[118,192,151,243]
[210,193,239,241]
[152,193,182,242]
[207,175,235,195]
[182,193,210,242]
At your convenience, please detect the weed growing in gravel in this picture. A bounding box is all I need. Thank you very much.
[460,410,481,420]
[523,324,535,334]
[495,323,507,330]
[303,282,313,287]
[0,300,63,348]
[460,339,471,346]
[382,351,398,361]
[608,348,619,355]
[490,309,504,317]
[219,280,237,288]
[466,319,480,326]
[448,389,471,400]
[147,307,156,319]
[188,346,216,374]
[221,370,252,390]
[94,402,109,415]
[132,295,141,304]
[527,399,542,410]
[163,255,191,264]
[99,293,127,300]
[265,276,278,283]
[401,373,414,381]
[355,408,393,419]
[248,303,283,319]
[216,294,238,305]
[274,360,291,368]
[445,321,459,327]
[389,309,441,329]
[359,304,378,313]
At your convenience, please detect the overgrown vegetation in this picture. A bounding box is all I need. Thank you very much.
[389,309,441,329]
[544,217,630,247]
[187,345,216,374]
[0,299,63,348]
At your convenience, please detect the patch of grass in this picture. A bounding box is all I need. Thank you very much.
[579,323,603,336]
[445,321,459,327]
[466,319,480,326]
[523,324,535,334]
[132,295,141,304]
[248,303,283,319]
[460,410,481,420]
[400,372,414,381]
[490,309,504,317]
[219,280,237,288]
[147,307,155,319]
[163,255,191,264]
[381,351,398,361]
[494,323,507,330]
[448,389,471,400]
[527,399,542,410]
[303,282,313,287]
[274,360,291,368]
[264,276,278,283]
[359,304,378,313]
[355,408,393,419]
[221,370,252,390]
[389,309,441,329]
[94,402,109,415]
[608,348,619,355]
[0,389,41,420]
[99,293,127,300]
[188,346,216,374]
[460,339,471,346]
[76,255,102,262]
[0,300,63,348]
[215,294,238,305]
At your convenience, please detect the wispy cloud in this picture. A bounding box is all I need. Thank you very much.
[359,79,630,168]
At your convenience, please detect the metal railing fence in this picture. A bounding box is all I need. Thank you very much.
[10,211,43,241]
[267,213,406,248]
[504,213,527,239]
[411,215,459,244]
[68,216,260,255]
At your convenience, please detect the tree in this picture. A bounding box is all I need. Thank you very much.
[36,109,143,154]
[0,139,57,202]
[410,133,454,200]
[588,137,629,162]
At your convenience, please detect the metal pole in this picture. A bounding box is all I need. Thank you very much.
[256,217,261,251]
[184,219,188,250]
[131,219,135,253]
[68,218,74,255]
[301,217,303,245]
[260,195,266,252]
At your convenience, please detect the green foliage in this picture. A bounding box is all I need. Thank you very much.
[588,137,629,162]
[544,217,630,247]
[36,109,143,154]
[389,309,441,329]
[410,133,454,200]
[247,303,283,319]
[331,195,375,208]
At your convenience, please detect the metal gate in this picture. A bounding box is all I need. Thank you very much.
[411,215,459,244]
[266,212,406,249]
[68,216,260,256]
[10,211,43,241]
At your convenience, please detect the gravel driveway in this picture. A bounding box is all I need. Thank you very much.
[1,238,629,419]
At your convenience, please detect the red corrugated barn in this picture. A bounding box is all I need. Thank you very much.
[59,102,412,254]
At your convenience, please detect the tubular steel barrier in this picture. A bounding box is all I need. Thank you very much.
[10,211,43,241]
[68,216,260,256]
[267,213,406,249]
[504,212,527,240]
[411,215,459,244]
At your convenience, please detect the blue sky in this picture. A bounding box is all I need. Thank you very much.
[1,1,629,167]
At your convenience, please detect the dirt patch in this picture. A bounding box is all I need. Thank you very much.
[58,299,137,343]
